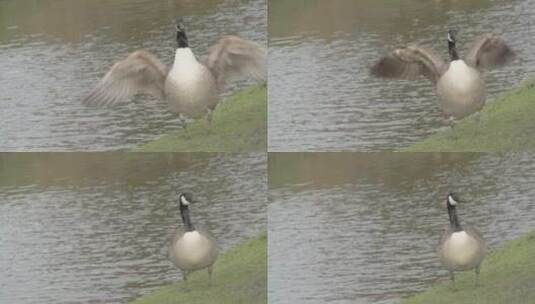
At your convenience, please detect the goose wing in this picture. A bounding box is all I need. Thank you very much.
[197,228,220,262]
[437,225,453,251]
[201,35,266,89]
[168,229,184,261]
[370,46,446,84]
[83,50,168,106]
[465,33,514,69]
[464,225,486,248]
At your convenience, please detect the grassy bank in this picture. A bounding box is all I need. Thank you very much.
[131,233,267,304]
[402,231,535,304]
[403,80,535,152]
[137,85,266,152]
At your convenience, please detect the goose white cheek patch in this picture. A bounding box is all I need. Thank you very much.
[448,195,458,206]
[180,196,190,206]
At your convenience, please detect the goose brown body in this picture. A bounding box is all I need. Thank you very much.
[168,193,219,282]
[438,225,486,271]
[165,48,218,118]
[437,193,487,285]
[169,229,219,272]
[436,60,486,119]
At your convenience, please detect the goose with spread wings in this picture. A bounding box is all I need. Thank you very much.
[83,21,266,127]
[371,30,514,120]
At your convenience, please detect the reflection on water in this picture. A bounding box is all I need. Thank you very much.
[268,0,535,151]
[0,153,267,304]
[269,153,535,303]
[0,0,266,151]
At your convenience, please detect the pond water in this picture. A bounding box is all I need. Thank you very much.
[0,153,266,303]
[268,0,535,151]
[0,0,266,151]
[269,153,535,303]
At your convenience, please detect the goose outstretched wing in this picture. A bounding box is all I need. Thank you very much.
[202,36,266,89]
[83,50,168,106]
[465,33,514,69]
[370,46,447,84]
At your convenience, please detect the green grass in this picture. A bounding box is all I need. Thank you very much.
[137,85,267,152]
[403,80,535,152]
[130,233,267,304]
[402,231,535,304]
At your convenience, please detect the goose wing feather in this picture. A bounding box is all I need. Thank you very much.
[370,46,446,84]
[466,33,514,69]
[83,50,168,106]
[464,225,486,248]
[201,35,266,89]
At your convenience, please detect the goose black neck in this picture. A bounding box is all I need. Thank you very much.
[180,204,195,232]
[447,204,462,232]
[448,40,459,61]
[177,30,189,48]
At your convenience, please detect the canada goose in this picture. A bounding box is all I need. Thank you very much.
[371,30,514,120]
[83,21,266,129]
[169,192,219,283]
[438,193,486,286]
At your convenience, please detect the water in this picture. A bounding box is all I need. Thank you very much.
[268,0,535,151]
[269,153,535,303]
[0,153,267,303]
[0,0,266,151]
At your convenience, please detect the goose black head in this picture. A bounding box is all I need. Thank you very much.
[179,192,194,207]
[447,29,459,61]
[447,30,457,44]
[447,192,460,207]
[178,192,195,231]
[176,20,189,48]
[446,192,462,231]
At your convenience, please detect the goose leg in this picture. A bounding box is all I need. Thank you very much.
[473,111,481,136]
[179,116,191,139]
[181,271,190,292]
[448,116,456,130]
[207,265,214,286]
[449,271,456,290]
[475,265,481,286]
[442,113,457,137]
[205,108,213,134]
